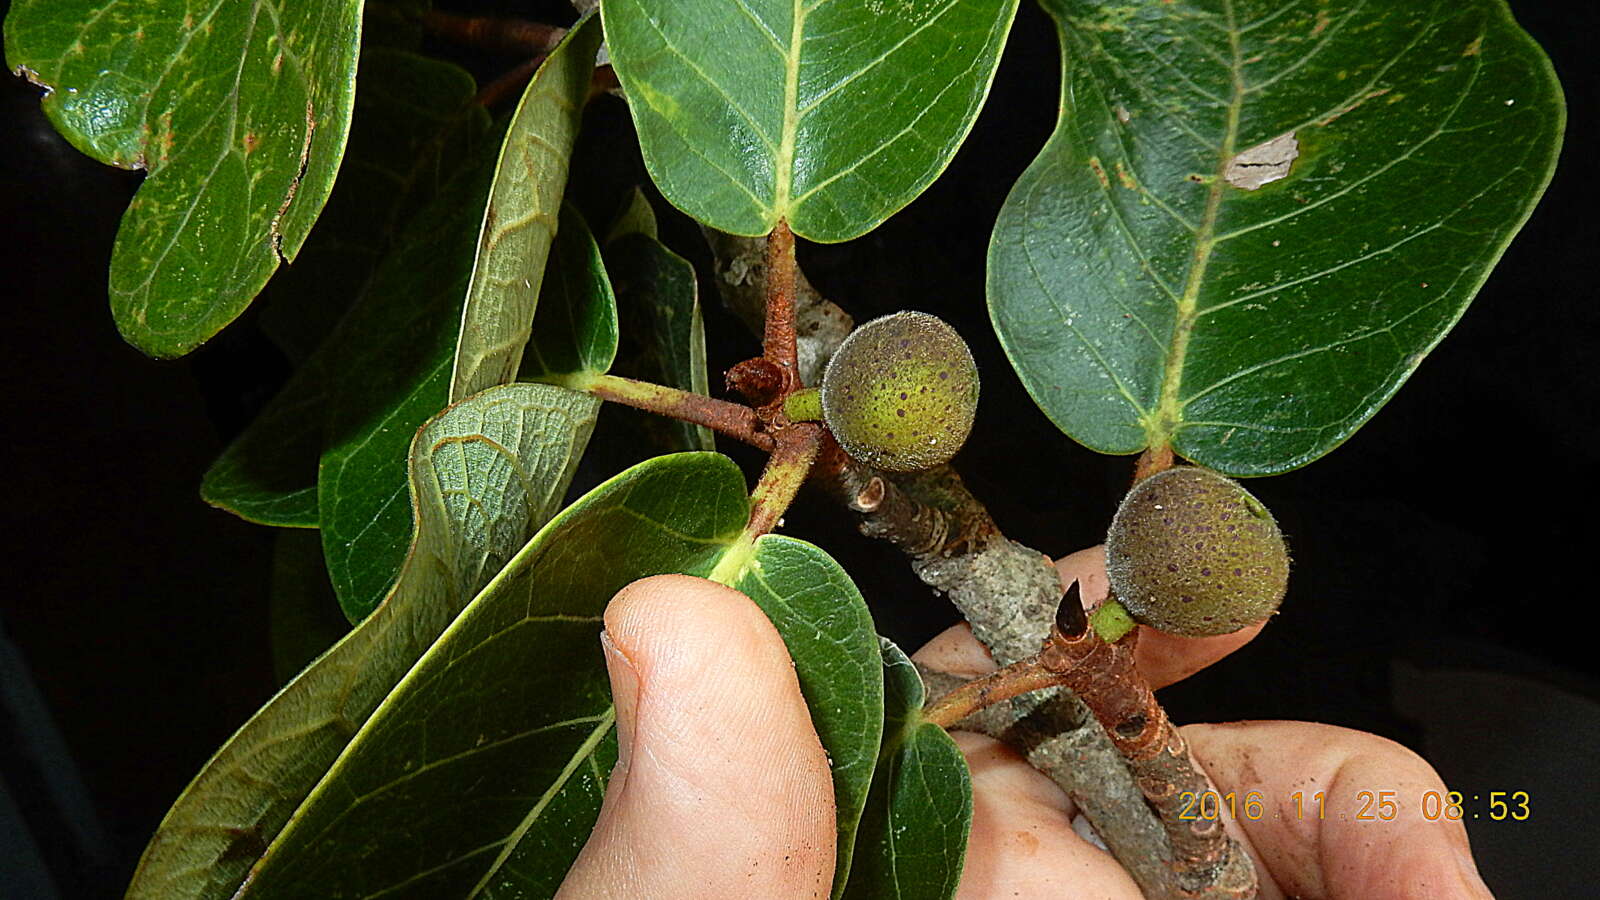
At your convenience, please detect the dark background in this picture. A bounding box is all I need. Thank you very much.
[2,0,1595,896]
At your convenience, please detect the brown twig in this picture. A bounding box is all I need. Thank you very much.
[923,585,1089,727]
[922,584,1257,897]
[700,228,853,386]
[472,57,545,109]
[703,228,1255,899]
[1036,618,1252,894]
[923,657,1062,728]
[420,10,566,57]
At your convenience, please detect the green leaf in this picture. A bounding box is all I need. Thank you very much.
[450,14,603,402]
[128,382,600,900]
[725,535,884,898]
[520,204,621,380]
[603,0,1020,242]
[4,0,361,358]
[258,48,492,365]
[843,639,971,900]
[604,183,660,243]
[318,29,599,619]
[988,0,1565,475]
[234,453,750,899]
[604,215,715,452]
[200,51,490,529]
[227,454,887,899]
[317,149,502,622]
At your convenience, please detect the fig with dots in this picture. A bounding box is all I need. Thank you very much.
[1105,467,1289,636]
[820,311,980,472]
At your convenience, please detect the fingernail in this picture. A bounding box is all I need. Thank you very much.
[600,631,640,775]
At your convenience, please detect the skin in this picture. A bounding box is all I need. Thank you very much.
[557,551,1495,899]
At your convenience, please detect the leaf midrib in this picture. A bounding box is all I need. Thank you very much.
[772,0,805,217]
[1142,0,1244,454]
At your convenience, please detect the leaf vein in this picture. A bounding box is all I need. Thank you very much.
[796,0,963,116]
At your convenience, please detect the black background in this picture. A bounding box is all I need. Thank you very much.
[2,0,1595,896]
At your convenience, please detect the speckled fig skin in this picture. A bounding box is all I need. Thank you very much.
[1105,467,1289,636]
[820,311,979,472]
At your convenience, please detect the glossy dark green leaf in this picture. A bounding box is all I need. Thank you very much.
[604,195,715,452]
[128,383,600,900]
[258,48,491,365]
[989,0,1564,474]
[199,51,490,529]
[843,639,971,900]
[520,204,620,380]
[603,0,1019,242]
[450,15,603,401]
[4,0,361,357]
[723,535,884,898]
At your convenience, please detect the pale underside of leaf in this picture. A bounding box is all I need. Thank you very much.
[316,119,518,624]
[234,453,751,898]
[4,0,362,357]
[604,0,1019,242]
[127,384,599,900]
[450,14,602,401]
[989,0,1564,474]
[224,453,890,899]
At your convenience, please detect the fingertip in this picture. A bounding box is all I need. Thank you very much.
[561,574,835,897]
[603,573,764,650]
[1053,546,1109,605]
[1135,620,1266,690]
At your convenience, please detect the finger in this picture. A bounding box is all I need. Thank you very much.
[952,732,1142,899]
[1055,546,1264,689]
[1184,721,1494,900]
[911,621,997,678]
[557,575,835,899]
[911,640,1142,897]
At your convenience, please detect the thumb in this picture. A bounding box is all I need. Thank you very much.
[557,574,836,898]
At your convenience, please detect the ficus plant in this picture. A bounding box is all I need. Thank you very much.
[3,0,1563,897]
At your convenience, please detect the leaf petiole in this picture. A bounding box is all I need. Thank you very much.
[543,372,775,451]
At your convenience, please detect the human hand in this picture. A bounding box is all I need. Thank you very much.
[557,557,1495,898]
[917,548,1496,899]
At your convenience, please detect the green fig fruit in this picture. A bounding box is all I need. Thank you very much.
[821,311,979,472]
[1105,467,1289,636]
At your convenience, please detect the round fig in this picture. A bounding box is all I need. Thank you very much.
[1105,467,1289,636]
[820,311,979,472]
